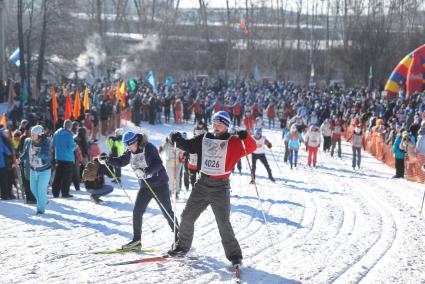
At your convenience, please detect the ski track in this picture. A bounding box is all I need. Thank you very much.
[2,124,425,283]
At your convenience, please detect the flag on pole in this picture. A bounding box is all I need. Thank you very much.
[166,76,174,88]
[0,113,7,127]
[239,15,249,34]
[9,48,20,66]
[65,88,72,120]
[128,79,137,92]
[73,89,81,119]
[254,65,260,81]
[146,71,157,93]
[51,86,58,130]
[119,81,126,108]
[83,86,90,111]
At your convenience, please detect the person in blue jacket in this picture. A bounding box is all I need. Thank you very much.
[19,125,51,214]
[0,125,12,200]
[101,131,178,249]
[392,128,415,179]
[52,120,76,198]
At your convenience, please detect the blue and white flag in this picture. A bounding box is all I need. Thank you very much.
[146,71,157,93]
[165,76,174,88]
[9,48,20,66]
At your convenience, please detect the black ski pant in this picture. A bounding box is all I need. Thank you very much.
[176,175,242,262]
[352,147,361,168]
[331,138,342,158]
[52,161,74,197]
[395,158,405,178]
[133,183,178,241]
[233,115,241,127]
[323,136,331,152]
[252,153,273,180]
[72,163,81,191]
[0,168,9,200]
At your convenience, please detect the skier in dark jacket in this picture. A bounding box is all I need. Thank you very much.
[101,131,178,249]
[167,111,256,266]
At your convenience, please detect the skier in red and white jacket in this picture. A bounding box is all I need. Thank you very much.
[167,111,256,266]
[250,128,275,183]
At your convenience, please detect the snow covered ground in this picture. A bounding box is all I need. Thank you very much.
[1,119,425,284]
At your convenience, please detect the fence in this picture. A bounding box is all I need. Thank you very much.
[343,124,425,184]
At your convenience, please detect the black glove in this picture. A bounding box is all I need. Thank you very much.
[170,132,182,143]
[237,130,248,140]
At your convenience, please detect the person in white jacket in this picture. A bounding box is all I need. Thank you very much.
[320,119,332,152]
[159,136,184,197]
[304,125,322,167]
[415,122,425,155]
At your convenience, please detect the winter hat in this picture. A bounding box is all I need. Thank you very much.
[115,128,124,136]
[122,131,138,146]
[254,128,262,137]
[212,111,231,128]
[31,125,44,136]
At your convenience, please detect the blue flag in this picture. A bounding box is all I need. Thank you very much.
[165,76,174,88]
[146,71,157,93]
[9,48,20,66]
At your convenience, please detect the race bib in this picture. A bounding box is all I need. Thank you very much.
[200,136,229,176]
[130,152,152,179]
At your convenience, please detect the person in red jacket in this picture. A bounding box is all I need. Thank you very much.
[232,101,242,127]
[266,103,276,128]
[243,109,254,134]
[167,111,256,266]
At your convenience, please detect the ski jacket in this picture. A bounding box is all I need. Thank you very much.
[330,123,343,140]
[0,135,12,168]
[20,137,51,172]
[416,135,425,155]
[320,122,332,137]
[253,136,272,154]
[285,132,303,150]
[392,136,405,159]
[349,133,366,149]
[304,130,321,148]
[106,137,125,157]
[107,142,169,189]
[52,128,76,162]
[173,132,256,179]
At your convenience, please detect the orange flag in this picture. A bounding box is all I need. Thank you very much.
[83,86,90,111]
[119,81,126,108]
[115,81,120,102]
[65,88,72,120]
[110,83,115,101]
[73,89,81,119]
[51,86,58,130]
[0,113,7,127]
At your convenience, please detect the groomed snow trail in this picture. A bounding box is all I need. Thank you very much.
[1,121,424,284]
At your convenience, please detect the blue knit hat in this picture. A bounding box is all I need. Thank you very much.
[122,131,138,146]
[212,111,230,128]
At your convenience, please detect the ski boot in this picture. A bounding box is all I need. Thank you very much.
[167,245,189,257]
[122,239,142,250]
